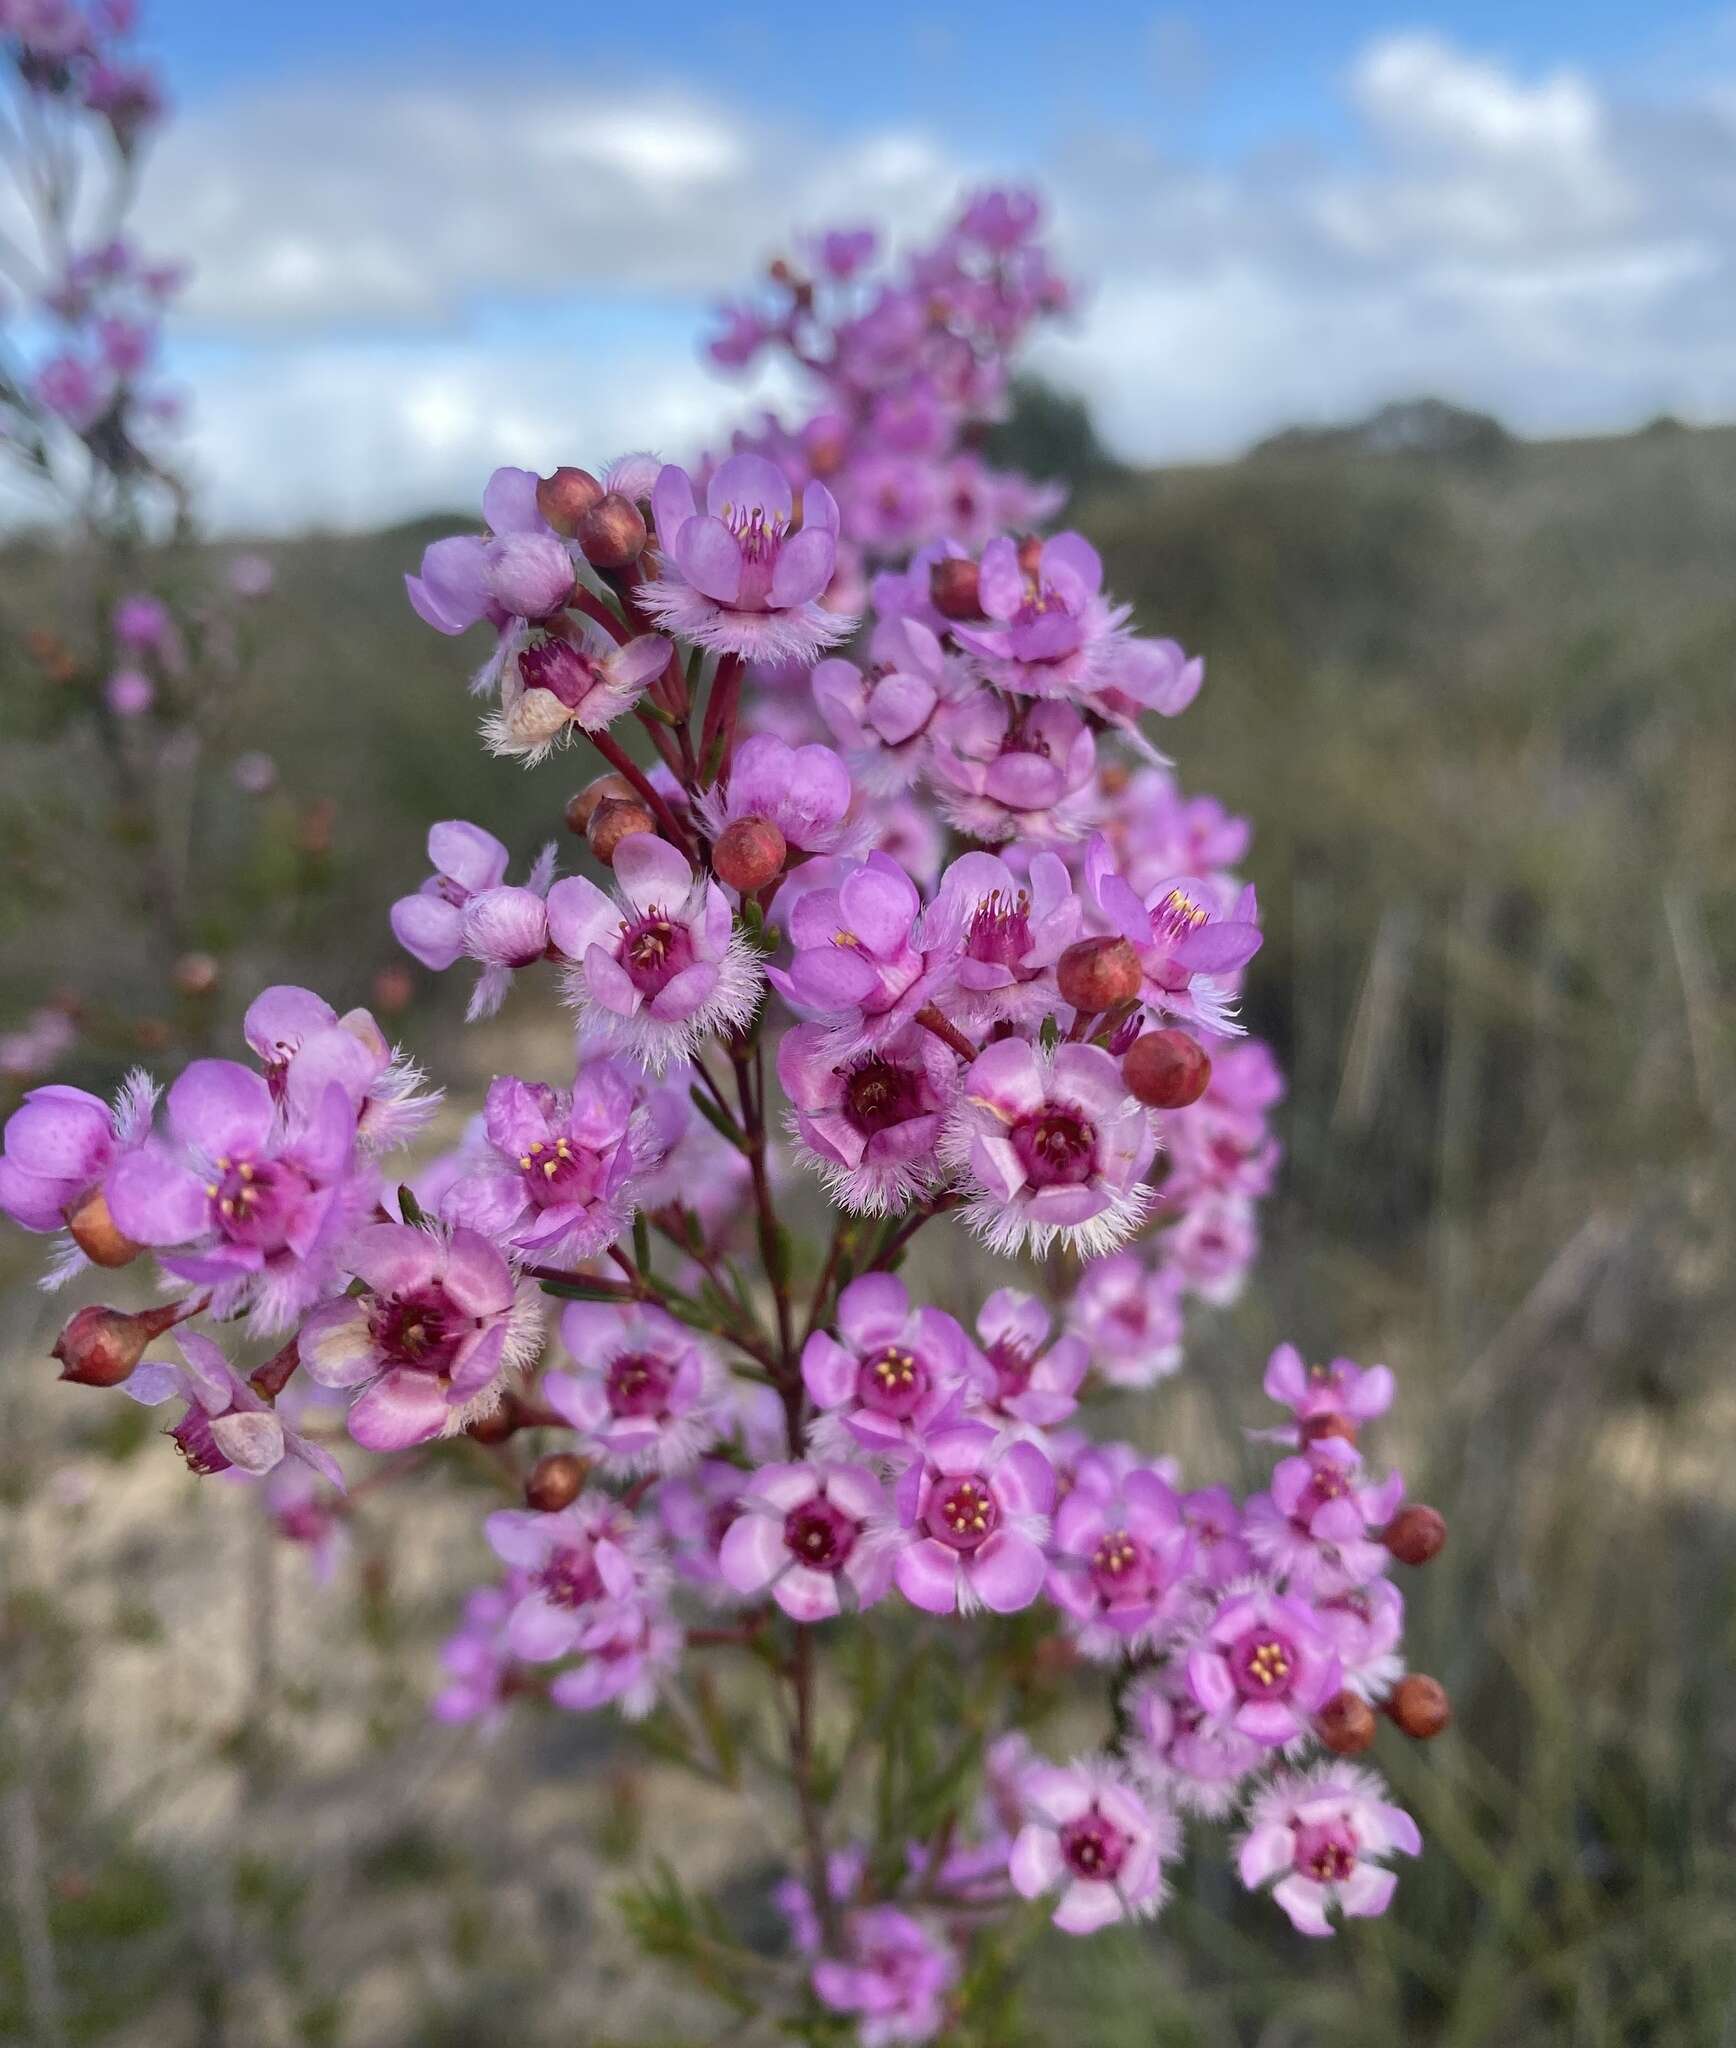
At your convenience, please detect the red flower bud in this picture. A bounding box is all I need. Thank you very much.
[577,492,647,570]
[525,1451,587,1513]
[536,466,604,536]
[713,816,787,894]
[51,1300,186,1387]
[64,1187,141,1270]
[930,556,982,621]
[1056,936,1141,1014]
[372,964,414,1016]
[1383,1504,1447,1567]
[1387,1674,1452,1740]
[587,797,657,867]
[1316,1689,1378,1756]
[1123,1029,1212,1110]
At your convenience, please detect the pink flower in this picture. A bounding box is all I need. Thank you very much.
[0,1068,156,1284]
[651,1459,750,1599]
[391,822,562,1021]
[1084,836,1262,1037]
[693,732,859,856]
[1313,1578,1406,1704]
[104,667,153,716]
[952,533,1123,700]
[123,1331,345,1489]
[432,1583,521,1730]
[643,454,854,664]
[812,616,961,795]
[963,1288,1088,1433]
[1180,1484,1257,1589]
[485,621,672,764]
[811,1905,958,2046]
[547,1597,682,1720]
[484,1494,666,1662]
[405,466,574,634]
[298,1222,542,1450]
[1124,1668,1266,1819]
[1243,1438,1405,1596]
[929,693,1099,846]
[891,1423,1054,1616]
[1185,1586,1341,1749]
[438,1063,653,1265]
[106,1060,373,1336]
[921,849,1081,1031]
[243,984,439,1154]
[778,1022,955,1217]
[941,1039,1155,1257]
[768,852,936,1058]
[1047,1457,1195,1657]
[1009,1757,1177,1933]
[1260,1343,1395,1445]
[1065,1251,1184,1388]
[801,1271,973,1461]
[543,1301,726,1475]
[719,1461,891,1621]
[547,834,762,1071]
[1238,1763,1421,1937]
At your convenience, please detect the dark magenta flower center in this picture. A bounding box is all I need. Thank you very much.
[843,1057,926,1136]
[855,1343,930,1420]
[209,1155,308,1252]
[927,1474,999,1553]
[1089,1528,1153,1597]
[1232,1630,1297,1699]
[517,1133,602,1209]
[169,1404,231,1477]
[1059,1809,1129,1883]
[371,1284,468,1376]
[1012,1107,1096,1187]
[783,1495,858,1574]
[620,910,695,995]
[520,637,604,711]
[965,888,1033,966]
[985,1337,1036,1402]
[537,1544,605,1610]
[1293,1820,1359,1885]
[606,1351,675,1419]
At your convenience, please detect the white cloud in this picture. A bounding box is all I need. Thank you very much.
[115,31,1736,526]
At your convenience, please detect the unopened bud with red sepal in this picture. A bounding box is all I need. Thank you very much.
[577,492,646,570]
[536,466,604,536]
[1316,1689,1377,1756]
[1056,936,1140,1014]
[526,1452,588,1513]
[52,1300,189,1387]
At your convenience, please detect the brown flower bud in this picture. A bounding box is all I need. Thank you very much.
[566,772,638,836]
[1387,1674,1452,1740]
[172,951,220,998]
[1383,1504,1447,1567]
[133,1016,172,1055]
[64,1187,142,1269]
[525,1451,587,1513]
[587,797,656,867]
[51,1300,186,1387]
[536,466,605,536]
[1316,1689,1378,1756]
[713,816,787,894]
[930,556,982,621]
[1123,1029,1213,1110]
[577,491,647,569]
[1056,936,1141,1014]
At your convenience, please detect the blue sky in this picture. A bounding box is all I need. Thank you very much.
[78,1,1736,527]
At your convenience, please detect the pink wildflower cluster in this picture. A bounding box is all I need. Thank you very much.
[10,172,1452,2044]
